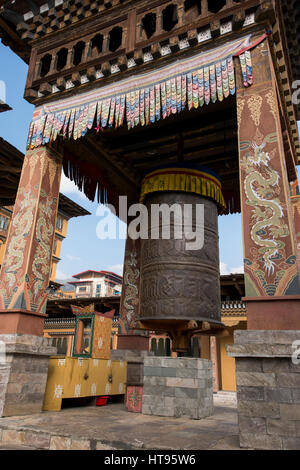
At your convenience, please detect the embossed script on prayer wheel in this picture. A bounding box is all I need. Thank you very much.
[140,192,221,324]
[137,165,225,352]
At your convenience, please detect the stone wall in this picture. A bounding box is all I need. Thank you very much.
[0,334,56,417]
[227,330,300,450]
[142,356,213,419]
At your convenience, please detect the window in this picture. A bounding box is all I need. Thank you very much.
[95,284,101,297]
[53,239,57,254]
[56,48,68,71]
[162,4,178,32]
[184,0,201,15]
[79,286,87,292]
[207,0,226,14]
[141,13,156,39]
[90,34,103,58]
[74,317,93,356]
[72,41,85,66]
[108,27,123,52]
[56,216,63,231]
[0,215,9,231]
[40,54,52,77]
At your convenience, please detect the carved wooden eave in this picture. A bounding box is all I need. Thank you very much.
[0,0,300,167]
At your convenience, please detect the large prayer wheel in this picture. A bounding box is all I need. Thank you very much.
[137,165,225,351]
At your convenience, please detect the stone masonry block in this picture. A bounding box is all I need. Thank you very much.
[267,418,297,437]
[237,386,265,402]
[280,404,300,421]
[235,358,263,373]
[144,357,163,367]
[164,396,175,407]
[282,438,300,450]
[161,358,178,368]
[238,400,280,419]
[238,416,266,434]
[264,388,293,404]
[240,432,282,450]
[24,431,51,449]
[142,357,213,420]
[174,397,199,409]
[231,331,300,450]
[236,372,276,388]
[2,429,26,445]
[175,368,198,379]
[234,330,300,345]
[175,387,198,399]
[292,390,300,403]
[262,358,291,373]
[165,377,198,388]
[143,376,166,386]
[277,373,300,388]
[50,436,72,450]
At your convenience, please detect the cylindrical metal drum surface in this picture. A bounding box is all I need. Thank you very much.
[139,191,221,325]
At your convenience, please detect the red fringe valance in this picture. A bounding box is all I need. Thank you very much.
[63,151,119,207]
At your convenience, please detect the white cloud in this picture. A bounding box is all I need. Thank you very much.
[55,268,70,281]
[220,262,229,275]
[107,264,124,276]
[230,265,244,274]
[66,254,81,262]
[60,173,89,201]
[220,262,244,275]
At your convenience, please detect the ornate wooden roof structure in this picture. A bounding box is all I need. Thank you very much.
[0,0,299,213]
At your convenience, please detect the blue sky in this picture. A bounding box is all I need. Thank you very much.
[0,41,299,282]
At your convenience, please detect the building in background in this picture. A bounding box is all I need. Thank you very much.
[44,273,245,392]
[69,270,123,298]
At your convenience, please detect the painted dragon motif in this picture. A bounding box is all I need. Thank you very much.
[32,191,55,299]
[3,189,36,289]
[241,133,289,275]
[124,251,140,325]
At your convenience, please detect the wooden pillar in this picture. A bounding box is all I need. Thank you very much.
[0,146,62,336]
[237,38,300,329]
[117,235,149,350]
[290,180,300,268]
[210,336,220,392]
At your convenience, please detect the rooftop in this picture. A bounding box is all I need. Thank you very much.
[72,270,123,280]
[0,99,11,113]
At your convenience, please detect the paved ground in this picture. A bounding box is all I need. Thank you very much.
[0,397,240,450]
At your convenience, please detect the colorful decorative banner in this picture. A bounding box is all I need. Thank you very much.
[140,165,226,213]
[27,35,254,149]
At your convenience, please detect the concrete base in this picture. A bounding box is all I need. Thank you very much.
[142,357,213,419]
[227,330,300,450]
[0,334,56,417]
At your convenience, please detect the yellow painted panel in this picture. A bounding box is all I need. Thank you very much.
[43,357,67,411]
[88,358,112,396]
[92,315,112,359]
[110,360,127,395]
[63,357,90,398]
[219,335,236,392]
[43,357,127,411]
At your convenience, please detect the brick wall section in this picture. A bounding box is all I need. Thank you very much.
[227,330,300,450]
[142,357,213,419]
[0,334,56,417]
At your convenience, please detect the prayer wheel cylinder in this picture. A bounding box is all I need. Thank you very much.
[139,191,221,326]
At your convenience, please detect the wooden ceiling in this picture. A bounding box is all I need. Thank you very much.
[64,94,239,207]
